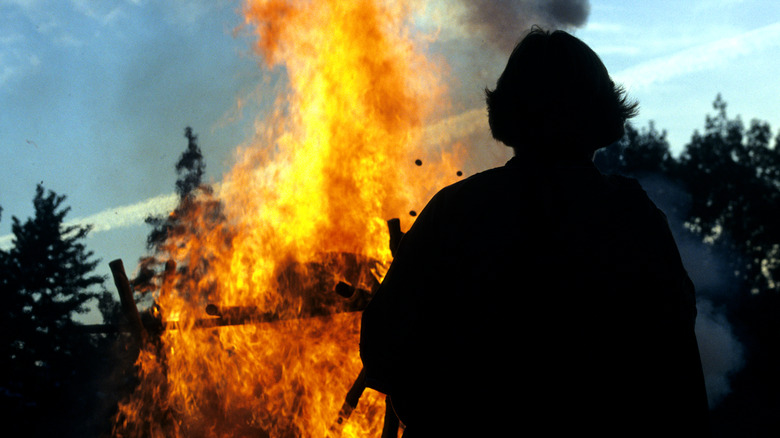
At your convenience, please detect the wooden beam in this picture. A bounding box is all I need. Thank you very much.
[109,258,147,342]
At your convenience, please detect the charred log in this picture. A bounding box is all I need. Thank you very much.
[110,259,146,342]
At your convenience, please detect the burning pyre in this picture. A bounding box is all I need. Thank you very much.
[112,1,465,436]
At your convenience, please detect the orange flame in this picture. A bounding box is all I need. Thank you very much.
[113,1,466,436]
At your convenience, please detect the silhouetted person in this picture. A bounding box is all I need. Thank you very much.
[360,28,710,437]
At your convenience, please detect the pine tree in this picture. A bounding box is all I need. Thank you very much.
[143,126,210,253]
[135,127,229,298]
[0,184,105,436]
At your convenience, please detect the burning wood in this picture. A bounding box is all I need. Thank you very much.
[110,252,395,436]
[106,255,381,333]
[107,220,404,435]
[111,0,466,435]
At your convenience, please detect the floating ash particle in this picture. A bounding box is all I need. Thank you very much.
[409,210,417,217]
[415,159,422,166]
[457,170,463,176]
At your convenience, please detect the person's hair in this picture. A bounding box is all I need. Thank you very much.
[485,27,638,159]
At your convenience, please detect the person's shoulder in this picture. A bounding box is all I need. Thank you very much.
[601,173,652,202]
[601,173,670,225]
[428,166,509,213]
[415,163,518,225]
[602,173,642,190]
[438,160,525,197]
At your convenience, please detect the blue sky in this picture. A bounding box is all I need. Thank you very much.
[2,0,780,288]
[1,0,264,278]
[582,1,780,149]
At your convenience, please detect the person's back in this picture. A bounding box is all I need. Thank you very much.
[360,28,710,436]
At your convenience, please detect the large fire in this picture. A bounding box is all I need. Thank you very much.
[113,0,468,437]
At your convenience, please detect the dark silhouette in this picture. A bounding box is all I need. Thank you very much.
[596,96,780,438]
[0,185,119,437]
[360,28,710,436]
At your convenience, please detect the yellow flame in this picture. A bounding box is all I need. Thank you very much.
[114,1,465,436]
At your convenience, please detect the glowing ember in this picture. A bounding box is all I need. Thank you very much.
[112,1,464,436]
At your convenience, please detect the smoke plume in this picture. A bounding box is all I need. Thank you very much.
[459,0,591,53]
[638,174,745,408]
[695,299,745,407]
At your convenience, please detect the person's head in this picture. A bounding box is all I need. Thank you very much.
[485,27,638,160]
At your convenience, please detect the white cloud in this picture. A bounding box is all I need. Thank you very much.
[164,0,214,27]
[613,22,780,91]
[693,0,748,12]
[0,33,25,45]
[0,64,16,88]
[70,0,124,26]
[592,45,641,56]
[54,33,84,47]
[0,49,41,90]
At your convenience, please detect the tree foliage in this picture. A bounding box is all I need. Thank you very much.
[135,127,229,302]
[144,126,209,252]
[0,184,108,436]
[597,95,780,295]
[678,95,780,294]
[595,121,673,176]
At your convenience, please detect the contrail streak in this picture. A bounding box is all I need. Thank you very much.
[0,192,178,249]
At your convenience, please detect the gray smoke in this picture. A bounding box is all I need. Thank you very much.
[695,299,745,407]
[459,0,591,53]
[637,173,745,408]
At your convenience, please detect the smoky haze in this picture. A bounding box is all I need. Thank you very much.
[637,174,745,408]
[459,0,591,53]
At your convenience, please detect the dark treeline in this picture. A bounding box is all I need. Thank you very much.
[1,98,779,436]
[0,186,133,437]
